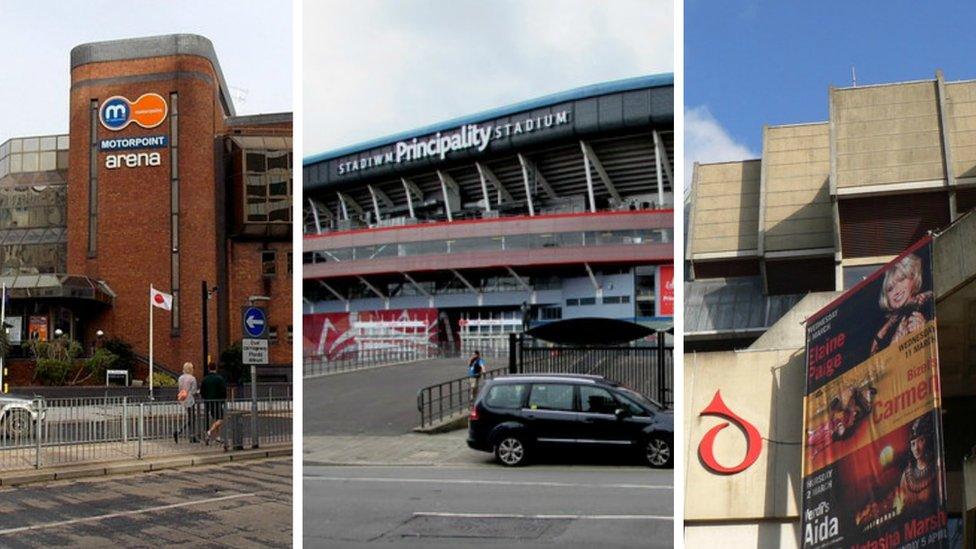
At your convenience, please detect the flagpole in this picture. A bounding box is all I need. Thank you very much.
[149,284,154,400]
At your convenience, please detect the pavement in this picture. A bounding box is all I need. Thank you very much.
[0,456,292,547]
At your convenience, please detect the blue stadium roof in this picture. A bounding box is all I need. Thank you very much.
[304,73,673,166]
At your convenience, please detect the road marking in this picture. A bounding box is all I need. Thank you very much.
[414,511,671,521]
[0,493,257,536]
[304,476,670,490]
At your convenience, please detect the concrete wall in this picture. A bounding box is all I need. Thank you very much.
[945,81,976,180]
[762,124,832,252]
[690,160,761,256]
[685,522,801,549]
[832,81,946,189]
[684,347,805,522]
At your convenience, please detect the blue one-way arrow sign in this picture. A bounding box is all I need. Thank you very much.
[243,307,267,338]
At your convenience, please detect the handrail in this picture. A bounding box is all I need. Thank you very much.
[416,367,507,429]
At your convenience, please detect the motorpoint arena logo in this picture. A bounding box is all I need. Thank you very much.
[99,93,168,131]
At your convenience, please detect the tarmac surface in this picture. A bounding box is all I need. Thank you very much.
[0,457,292,548]
[304,358,473,435]
[305,463,672,548]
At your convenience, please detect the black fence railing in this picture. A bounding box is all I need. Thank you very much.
[512,333,673,408]
[416,367,507,429]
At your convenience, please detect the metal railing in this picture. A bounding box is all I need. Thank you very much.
[514,333,674,408]
[304,345,459,378]
[416,367,507,429]
[0,396,292,472]
[9,382,293,402]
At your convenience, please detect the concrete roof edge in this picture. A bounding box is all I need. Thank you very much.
[226,112,293,127]
[70,33,236,117]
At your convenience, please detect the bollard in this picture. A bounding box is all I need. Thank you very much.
[34,399,42,469]
[122,397,128,443]
[137,403,144,459]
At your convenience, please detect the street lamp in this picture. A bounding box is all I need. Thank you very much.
[54,328,64,338]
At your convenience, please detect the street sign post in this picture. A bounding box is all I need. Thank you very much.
[241,306,267,449]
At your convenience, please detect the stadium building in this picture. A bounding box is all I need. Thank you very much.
[685,72,976,547]
[0,34,292,386]
[303,75,674,362]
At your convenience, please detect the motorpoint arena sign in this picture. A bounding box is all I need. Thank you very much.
[335,110,570,176]
[801,237,948,549]
[99,93,168,131]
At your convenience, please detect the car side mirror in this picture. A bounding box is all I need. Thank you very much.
[614,408,631,420]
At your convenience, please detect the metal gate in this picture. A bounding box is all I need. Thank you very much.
[509,333,673,408]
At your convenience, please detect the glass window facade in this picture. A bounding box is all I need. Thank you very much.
[245,150,292,224]
[0,135,69,275]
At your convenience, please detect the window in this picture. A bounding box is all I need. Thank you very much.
[565,298,579,307]
[603,296,620,304]
[579,297,596,306]
[485,384,528,409]
[262,250,277,277]
[286,325,293,343]
[287,252,293,274]
[580,386,618,414]
[528,384,575,411]
[269,325,278,343]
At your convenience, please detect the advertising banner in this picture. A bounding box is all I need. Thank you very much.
[28,315,48,342]
[659,265,674,316]
[303,308,440,359]
[802,237,948,548]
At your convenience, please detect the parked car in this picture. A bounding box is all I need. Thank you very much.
[0,394,41,438]
[467,374,673,468]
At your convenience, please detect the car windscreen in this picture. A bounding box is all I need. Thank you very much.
[616,387,658,413]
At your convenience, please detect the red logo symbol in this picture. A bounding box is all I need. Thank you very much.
[698,390,763,475]
[153,294,165,304]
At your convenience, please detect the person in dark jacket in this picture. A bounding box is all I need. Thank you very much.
[200,363,228,445]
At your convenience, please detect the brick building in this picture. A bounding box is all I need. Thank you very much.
[0,34,291,382]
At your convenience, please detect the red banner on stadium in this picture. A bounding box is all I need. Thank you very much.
[801,237,948,548]
[303,308,439,359]
[659,265,674,316]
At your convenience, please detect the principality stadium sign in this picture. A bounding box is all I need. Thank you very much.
[336,109,570,176]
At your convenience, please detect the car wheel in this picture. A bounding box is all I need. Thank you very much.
[4,409,31,438]
[644,435,672,468]
[495,435,528,467]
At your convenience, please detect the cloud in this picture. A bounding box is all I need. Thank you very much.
[684,106,756,191]
[305,0,673,154]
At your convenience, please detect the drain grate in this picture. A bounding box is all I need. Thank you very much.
[388,515,571,540]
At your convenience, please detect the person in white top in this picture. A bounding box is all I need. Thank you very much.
[174,362,199,443]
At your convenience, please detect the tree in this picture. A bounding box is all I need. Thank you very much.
[220,342,245,383]
[102,337,136,375]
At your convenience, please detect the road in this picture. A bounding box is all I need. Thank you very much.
[304,358,470,435]
[304,464,672,548]
[0,457,292,547]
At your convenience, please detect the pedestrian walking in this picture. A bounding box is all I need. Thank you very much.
[174,362,199,443]
[468,350,485,401]
[201,363,228,446]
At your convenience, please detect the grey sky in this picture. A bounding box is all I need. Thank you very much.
[305,0,673,156]
[0,0,291,144]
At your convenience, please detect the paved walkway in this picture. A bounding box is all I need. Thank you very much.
[304,431,490,467]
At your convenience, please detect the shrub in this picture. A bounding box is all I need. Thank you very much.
[76,348,118,385]
[221,342,245,383]
[35,358,71,385]
[101,337,136,374]
[151,372,177,387]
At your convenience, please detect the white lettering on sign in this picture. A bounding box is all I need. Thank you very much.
[243,338,269,365]
[104,152,162,169]
[336,110,570,176]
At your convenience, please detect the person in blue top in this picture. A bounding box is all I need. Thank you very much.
[468,350,485,400]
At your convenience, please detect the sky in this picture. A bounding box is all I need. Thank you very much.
[685,1,976,185]
[304,0,674,156]
[0,1,292,144]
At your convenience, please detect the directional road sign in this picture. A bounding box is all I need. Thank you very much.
[243,307,267,339]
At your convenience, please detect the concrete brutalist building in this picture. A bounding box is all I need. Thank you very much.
[685,72,976,547]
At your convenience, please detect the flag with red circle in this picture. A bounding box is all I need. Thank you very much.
[150,287,173,311]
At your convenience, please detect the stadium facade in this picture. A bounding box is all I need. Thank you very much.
[685,72,976,547]
[303,75,674,360]
[0,34,292,385]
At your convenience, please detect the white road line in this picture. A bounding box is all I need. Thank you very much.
[414,511,671,521]
[303,476,670,490]
[0,493,257,536]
